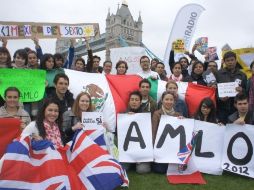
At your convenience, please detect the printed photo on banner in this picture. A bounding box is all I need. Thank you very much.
[82,112,103,130]
[217,82,239,98]
[206,47,219,61]
[195,37,208,55]
[221,124,254,178]
[117,113,153,162]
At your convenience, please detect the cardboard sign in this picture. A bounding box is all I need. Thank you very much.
[0,21,100,39]
[173,39,185,53]
[153,116,194,163]
[117,113,153,162]
[222,124,254,178]
[217,82,238,98]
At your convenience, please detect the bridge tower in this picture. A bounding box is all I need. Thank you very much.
[55,0,143,60]
[105,0,143,60]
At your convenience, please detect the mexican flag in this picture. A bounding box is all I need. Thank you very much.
[65,69,141,132]
[148,79,216,117]
[66,69,216,129]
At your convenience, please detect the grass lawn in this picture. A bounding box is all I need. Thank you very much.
[121,171,254,190]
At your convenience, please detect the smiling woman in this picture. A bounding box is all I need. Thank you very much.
[0,87,31,129]
[62,92,94,143]
[22,98,65,147]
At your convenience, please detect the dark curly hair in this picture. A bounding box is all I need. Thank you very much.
[36,98,63,139]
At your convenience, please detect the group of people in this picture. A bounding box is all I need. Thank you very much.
[1,37,254,176]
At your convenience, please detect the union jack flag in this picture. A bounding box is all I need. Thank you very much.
[67,129,129,190]
[0,136,71,190]
[0,129,128,190]
[177,131,199,164]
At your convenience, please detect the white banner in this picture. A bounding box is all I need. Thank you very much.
[153,116,194,163]
[82,112,103,130]
[110,47,146,74]
[163,4,205,74]
[117,113,153,162]
[221,124,254,178]
[64,69,116,132]
[193,121,225,175]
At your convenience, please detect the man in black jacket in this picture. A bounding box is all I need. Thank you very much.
[216,51,247,124]
[46,73,74,113]
[228,93,254,125]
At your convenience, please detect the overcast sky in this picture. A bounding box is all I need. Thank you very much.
[1,0,254,62]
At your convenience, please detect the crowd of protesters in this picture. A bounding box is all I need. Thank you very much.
[1,37,254,175]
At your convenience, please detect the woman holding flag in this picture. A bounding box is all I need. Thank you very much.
[22,98,64,148]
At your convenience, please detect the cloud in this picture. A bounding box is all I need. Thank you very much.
[1,0,254,61]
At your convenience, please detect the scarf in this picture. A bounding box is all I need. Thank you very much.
[249,75,254,111]
[43,120,63,148]
[169,74,183,82]
[162,105,175,116]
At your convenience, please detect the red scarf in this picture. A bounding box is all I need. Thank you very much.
[43,120,63,148]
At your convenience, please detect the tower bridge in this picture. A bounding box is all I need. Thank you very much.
[56,1,161,61]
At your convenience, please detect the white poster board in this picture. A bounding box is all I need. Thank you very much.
[192,120,225,175]
[217,82,238,97]
[117,113,153,162]
[153,116,194,163]
[82,112,103,130]
[110,47,146,74]
[221,124,254,178]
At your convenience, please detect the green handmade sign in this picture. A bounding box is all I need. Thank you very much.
[0,69,46,102]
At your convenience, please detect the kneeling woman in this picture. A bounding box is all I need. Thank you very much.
[123,91,151,174]
[152,91,181,173]
[22,99,64,148]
